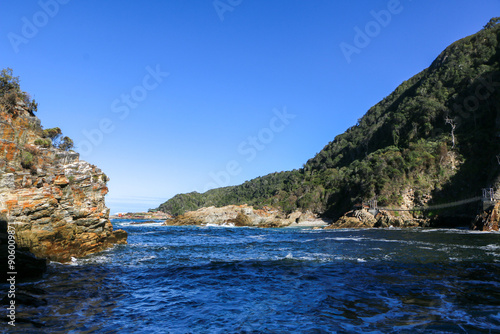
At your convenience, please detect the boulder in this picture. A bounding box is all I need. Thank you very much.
[473,202,500,231]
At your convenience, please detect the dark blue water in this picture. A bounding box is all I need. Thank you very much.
[5,221,500,333]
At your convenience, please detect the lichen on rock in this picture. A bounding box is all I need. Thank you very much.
[0,97,126,263]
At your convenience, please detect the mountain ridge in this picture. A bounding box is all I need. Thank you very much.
[156,19,500,225]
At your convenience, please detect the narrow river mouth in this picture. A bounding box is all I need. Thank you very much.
[5,222,500,333]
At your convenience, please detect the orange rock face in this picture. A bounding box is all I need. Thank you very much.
[0,101,127,262]
[474,202,500,231]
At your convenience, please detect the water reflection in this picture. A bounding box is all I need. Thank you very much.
[3,263,125,333]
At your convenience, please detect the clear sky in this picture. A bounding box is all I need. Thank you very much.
[1,1,498,214]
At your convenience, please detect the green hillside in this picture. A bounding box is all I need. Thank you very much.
[157,18,500,218]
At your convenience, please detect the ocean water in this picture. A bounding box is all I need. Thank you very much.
[5,221,500,333]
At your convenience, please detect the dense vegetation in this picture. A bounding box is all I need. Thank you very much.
[0,68,38,115]
[0,68,74,151]
[157,19,500,218]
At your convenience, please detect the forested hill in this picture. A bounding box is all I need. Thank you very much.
[156,18,500,218]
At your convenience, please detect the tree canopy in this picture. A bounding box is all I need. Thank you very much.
[156,20,500,218]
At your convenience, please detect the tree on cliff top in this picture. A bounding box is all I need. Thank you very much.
[0,68,21,96]
[58,136,74,151]
[1,69,75,152]
[40,128,74,151]
[0,68,38,114]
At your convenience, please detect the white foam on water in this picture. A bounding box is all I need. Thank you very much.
[131,222,164,227]
[482,244,500,251]
[66,257,79,266]
[331,255,365,262]
[137,255,157,262]
[71,254,115,265]
[129,243,150,247]
[249,234,266,238]
[323,237,367,242]
[204,222,236,227]
[298,238,317,243]
[443,229,499,235]
[298,229,325,234]
[364,238,407,244]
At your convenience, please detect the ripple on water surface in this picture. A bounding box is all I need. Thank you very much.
[6,224,500,333]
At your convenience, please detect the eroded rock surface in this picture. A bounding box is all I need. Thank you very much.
[326,209,428,229]
[473,202,500,231]
[164,204,325,228]
[0,101,126,262]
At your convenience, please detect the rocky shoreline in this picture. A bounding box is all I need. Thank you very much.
[325,204,499,231]
[110,211,172,220]
[160,201,499,232]
[163,204,328,228]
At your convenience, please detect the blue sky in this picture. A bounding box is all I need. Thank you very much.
[1,1,498,214]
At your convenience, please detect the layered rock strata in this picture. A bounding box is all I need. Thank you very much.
[0,100,127,263]
[325,209,428,230]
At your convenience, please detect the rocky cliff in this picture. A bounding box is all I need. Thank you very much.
[0,98,127,263]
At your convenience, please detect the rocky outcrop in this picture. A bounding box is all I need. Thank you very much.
[326,209,428,229]
[0,100,127,263]
[325,209,376,229]
[473,202,500,231]
[373,210,426,228]
[163,204,325,228]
